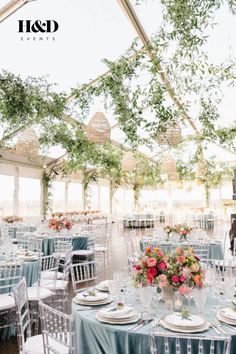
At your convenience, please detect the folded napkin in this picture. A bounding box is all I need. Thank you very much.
[164,313,205,328]
[99,280,109,289]
[99,306,134,319]
[221,308,236,320]
[76,291,108,302]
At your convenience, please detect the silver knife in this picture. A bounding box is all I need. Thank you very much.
[132,319,153,332]
[127,319,144,331]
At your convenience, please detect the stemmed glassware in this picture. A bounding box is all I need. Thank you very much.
[192,286,208,315]
[139,286,153,319]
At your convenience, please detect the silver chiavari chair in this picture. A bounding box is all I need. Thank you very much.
[39,302,75,354]
[0,261,23,330]
[150,331,231,354]
[14,278,45,354]
[70,261,98,293]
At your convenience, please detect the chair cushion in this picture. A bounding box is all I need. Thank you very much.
[27,287,53,301]
[72,250,94,256]
[22,334,69,354]
[32,280,68,291]
[0,293,15,311]
[94,246,108,252]
[41,270,64,280]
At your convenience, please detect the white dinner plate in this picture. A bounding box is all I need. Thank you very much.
[76,291,109,302]
[221,307,236,320]
[217,311,236,326]
[72,297,112,306]
[96,312,140,325]
[96,284,109,292]
[160,319,210,333]
[99,306,135,319]
[17,255,38,261]
[164,313,205,328]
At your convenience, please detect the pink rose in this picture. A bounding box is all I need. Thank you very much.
[177,256,185,264]
[171,275,179,283]
[180,275,186,282]
[147,258,157,267]
[176,247,182,254]
[158,262,167,270]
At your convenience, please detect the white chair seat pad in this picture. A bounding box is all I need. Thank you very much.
[41,270,64,280]
[94,246,108,252]
[32,280,68,291]
[72,250,94,256]
[22,334,69,354]
[27,287,53,301]
[0,293,15,310]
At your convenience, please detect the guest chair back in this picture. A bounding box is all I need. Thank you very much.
[70,261,98,293]
[39,301,75,354]
[150,331,231,354]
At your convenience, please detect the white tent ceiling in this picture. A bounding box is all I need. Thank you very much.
[0,0,236,162]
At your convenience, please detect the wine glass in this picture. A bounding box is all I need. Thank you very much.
[223,280,235,306]
[182,280,194,311]
[140,286,153,319]
[192,287,208,315]
[109,280,120,302]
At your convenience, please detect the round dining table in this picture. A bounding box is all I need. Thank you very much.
[139,239,224,260]
[72,292,236,354]
[41,234,93,256]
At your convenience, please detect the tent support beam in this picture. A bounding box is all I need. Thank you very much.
[0,0,28,23]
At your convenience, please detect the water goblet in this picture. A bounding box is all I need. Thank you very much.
[192,287,208,315]
[140,286,153,319]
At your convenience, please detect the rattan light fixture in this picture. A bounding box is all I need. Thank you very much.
[87,112,111,143]
[157,120,182,146]
[121,151,136,171]
[15,128,39,156]
[161,155,178,181]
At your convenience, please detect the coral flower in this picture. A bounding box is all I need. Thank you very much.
[176,256,185,264]
[147,258,157,267]
[145,247,151,254]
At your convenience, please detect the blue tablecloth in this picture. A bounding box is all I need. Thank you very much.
[0,259,39,340]
[42,235,91,256]
[72,296,236,354]
[139,240,224,260]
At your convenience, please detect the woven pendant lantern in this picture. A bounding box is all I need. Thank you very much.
[157,120,182,146]
[122,151,136,171]
[196,160,207,178]
[161,155,177,181]
[86,112,111,143]
[15,128,39,156]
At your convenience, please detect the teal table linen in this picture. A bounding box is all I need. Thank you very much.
[140,240,224,260]
[42,235,90,256]
[72,297,236,354]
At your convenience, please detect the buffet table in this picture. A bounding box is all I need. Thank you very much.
[72,295,236,354]
[139,239,224,260]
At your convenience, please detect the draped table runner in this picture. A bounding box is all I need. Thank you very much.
[72,295,236,354]
[139,239,224,260]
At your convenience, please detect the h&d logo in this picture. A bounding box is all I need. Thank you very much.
[19,20,59,33]
[18,20,59,42]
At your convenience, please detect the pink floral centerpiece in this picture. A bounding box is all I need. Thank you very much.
[48,218,73,232]
[133,246,205,295]
[174,224,192,241]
